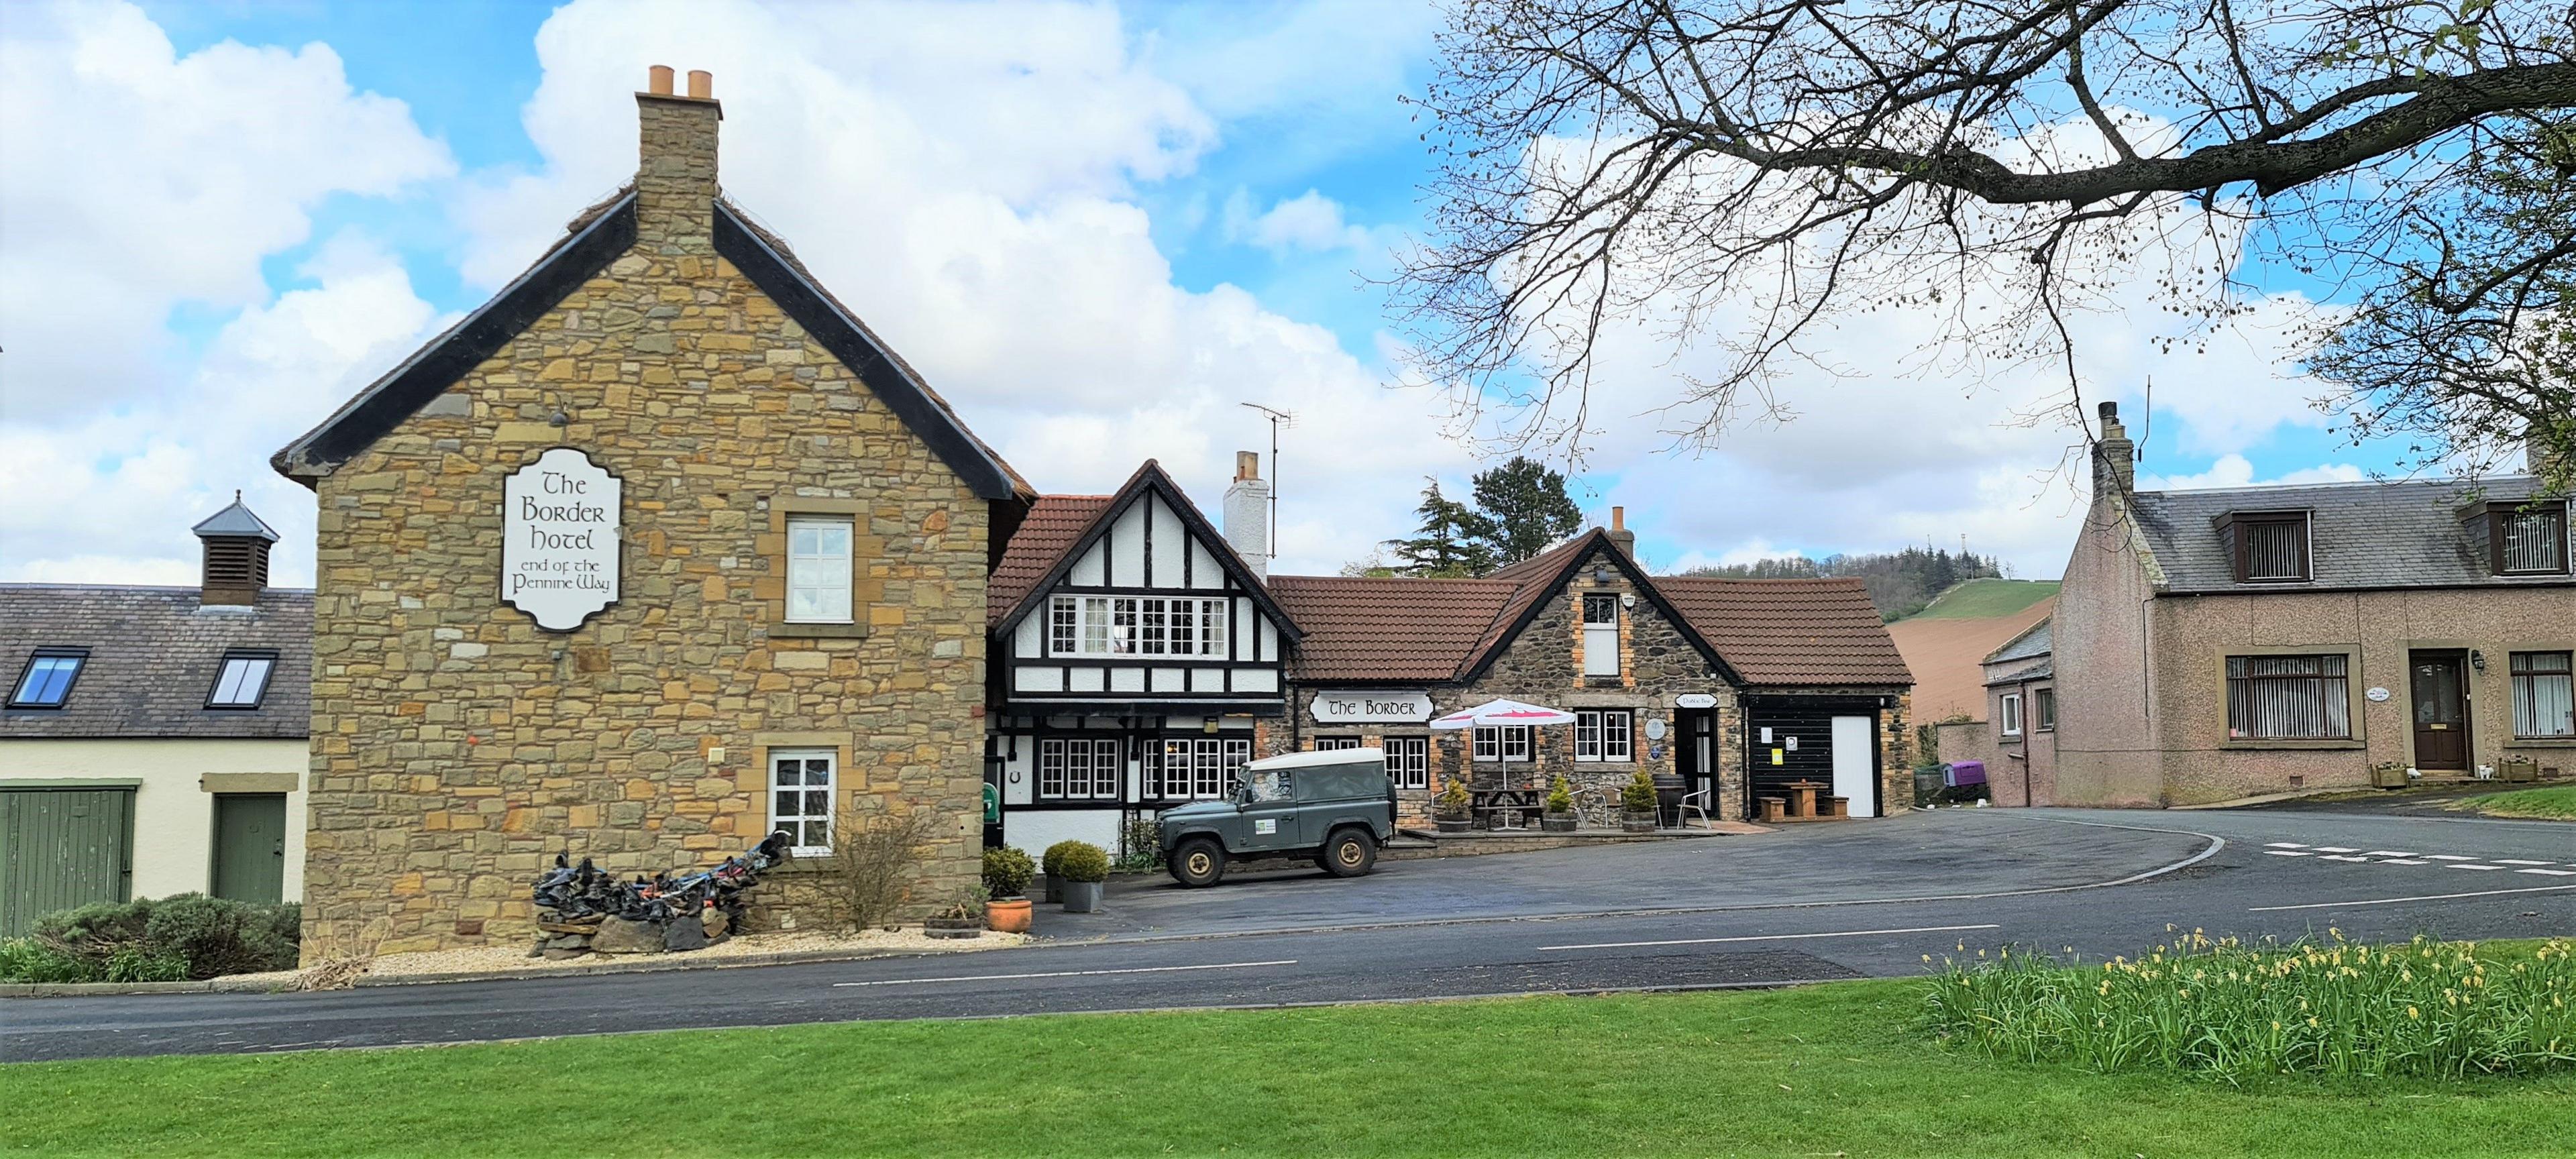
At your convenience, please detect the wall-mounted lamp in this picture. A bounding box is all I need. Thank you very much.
[1592,567,1613,584]
[2470,650,2487,671]
[549,408,571,427]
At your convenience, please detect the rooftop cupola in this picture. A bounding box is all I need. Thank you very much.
[191,492,280,607]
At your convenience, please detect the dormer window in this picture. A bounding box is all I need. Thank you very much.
[2219,511,2311,582]
[2493,502,2569,575]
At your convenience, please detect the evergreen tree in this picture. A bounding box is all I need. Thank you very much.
[1383,480,1497,577]
[1468,456,1584,565]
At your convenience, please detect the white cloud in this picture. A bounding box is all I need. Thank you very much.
[2138,453,2365,492]
[1224,188,1377,254]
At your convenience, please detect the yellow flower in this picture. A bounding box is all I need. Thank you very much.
[2408,1006,2420,1019]
[2307,1017,2320,1029]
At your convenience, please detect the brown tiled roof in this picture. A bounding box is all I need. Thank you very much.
[1267,575,1519,681]
[1468,531,1612,663]
[987,495,1113,623]
[1657,577,1914,687]
[1,585,312,738]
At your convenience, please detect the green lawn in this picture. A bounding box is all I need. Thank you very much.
[6,979,2573,1158]
[2458,785,2576,820]
[1907,578,2059,620]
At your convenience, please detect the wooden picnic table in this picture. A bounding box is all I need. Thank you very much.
[1472,787,1544,830]
[1782,780,1828,818]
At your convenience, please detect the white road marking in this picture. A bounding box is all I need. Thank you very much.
[2265,842,2308,848]
[2263,850,2313,857]
[2318,854,2371,863]
[2425,854,2477,861]
[2312,846,2360,853]
[2377,859,2430,866]
[830,960,1297,988]
[2517,868,2576,877]
[2361,850,2416,858]
[2250,883,2576,912]
[2449,864,2510,871]
[2491,859,2554,866]
[1537,924,2000,952]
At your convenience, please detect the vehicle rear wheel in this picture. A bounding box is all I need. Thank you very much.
[1170,837,1227,887]
[1318,828,1377,877]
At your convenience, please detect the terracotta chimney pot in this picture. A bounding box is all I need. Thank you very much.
[687,70,713,99]
[647,65,674,95]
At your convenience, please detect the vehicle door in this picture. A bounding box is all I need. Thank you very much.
[1237,767,1300,852]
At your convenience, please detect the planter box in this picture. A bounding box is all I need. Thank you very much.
[2502,757,2540,784]
[1061,880,1104,913]
[1043,877,1064,904]
[2370,764,2411,789]
[1435,816,1472,833]
[1620,810,1658,834]
[923,916,983,940]
[1541,814,1578,833]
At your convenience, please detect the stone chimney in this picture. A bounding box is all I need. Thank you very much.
[635,65,721,251]
[192,492,280,608]
[2093,400,2135,496]
[1605,505,1637,558]
[1223,451,1271,578]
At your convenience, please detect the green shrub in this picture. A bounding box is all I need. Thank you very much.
[1434,776,1470,818]
[1620,769,1658,812]
[1056,841,1110,884]
[981,846,1035,899]
[1042,840,1083,879]
[1115,817,1164,871]
[1925,932,2576,1081]
[12,894,299,983]
[1544,776,1573,814]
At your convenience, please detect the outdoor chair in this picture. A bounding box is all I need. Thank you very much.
[1674,785,1712,830]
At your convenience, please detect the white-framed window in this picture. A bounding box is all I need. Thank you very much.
[206,652,276,709]
[768,748,836,856]
[1384,736,1430,789]
[1582,593,1621,677]
[2512,651,2575,738]
[1473,725,1532,763]
[785,516,853,623]
[1574,709,1633,761]
[1038,736,1123,801]
[1049,596,1235,657]
[1313,736,1364,751]
[1999,693,2024,737]
[1146,737,1250,800]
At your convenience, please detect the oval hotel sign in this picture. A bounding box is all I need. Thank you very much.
[502,447,622,631]
[1312,690,1434,724]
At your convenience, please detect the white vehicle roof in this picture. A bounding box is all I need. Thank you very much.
[1243,747,1384,772]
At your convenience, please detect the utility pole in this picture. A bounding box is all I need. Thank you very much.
[1241,402,1293,567]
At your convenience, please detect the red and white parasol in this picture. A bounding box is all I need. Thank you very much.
[1426,698,1578,730]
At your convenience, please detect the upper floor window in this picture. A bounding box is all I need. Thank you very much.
[8,649,85,709]
[1581,593,1621,677]
[1998,693,2023,737]
[785,516,853,623]
[1473,724,1532,763]
[2221,511,2311,582]
[1574,709,1633,761]
[2512,651,2575,739]
[2495,503,2569,575]
[2033,687,2056,731]
[206,652,277,710]
[1046,596,1230,657]
[2226,654,2351,740]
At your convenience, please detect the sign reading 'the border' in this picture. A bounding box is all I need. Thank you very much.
[1312,690,1433,724]
[501,447,621,632]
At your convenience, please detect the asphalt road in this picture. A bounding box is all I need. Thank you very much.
[7,805,2571,1062]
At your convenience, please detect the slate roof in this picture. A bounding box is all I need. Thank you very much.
[191,498,280,541]
[1657,577,1915,687]
[987,494,1114,623]
[1983,617,2052,666]
[2127,474,2571,594]
[1985,659,2053,686]
[0,585,311,739]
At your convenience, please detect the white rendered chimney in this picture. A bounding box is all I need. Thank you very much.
[1223,451,1271,579]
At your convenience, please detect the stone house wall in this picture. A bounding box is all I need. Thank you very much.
[299,91,987,960]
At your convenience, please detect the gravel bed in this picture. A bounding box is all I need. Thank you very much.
[225,926,1030,989]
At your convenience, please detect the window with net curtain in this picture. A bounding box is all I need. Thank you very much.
[2226,655,2351,739]
[2512,652,2575,738]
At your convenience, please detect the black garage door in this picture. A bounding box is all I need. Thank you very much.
[1741,697,1882,817]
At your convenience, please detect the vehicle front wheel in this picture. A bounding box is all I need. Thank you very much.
[1169,837,1227,887]
[1318,828,1377,877]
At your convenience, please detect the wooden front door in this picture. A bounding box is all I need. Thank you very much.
[212,793,287,904]
[2409,652,2470,771]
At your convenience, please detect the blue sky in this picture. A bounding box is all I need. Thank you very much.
[2,0,2407,586]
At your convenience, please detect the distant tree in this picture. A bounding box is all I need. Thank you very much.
[1384,480,1497,577]
[1682,547,2003,620]
[1338,549,1401,578]
[1469,456,1585,564]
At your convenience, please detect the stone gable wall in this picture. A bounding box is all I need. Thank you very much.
[301,93,986,960]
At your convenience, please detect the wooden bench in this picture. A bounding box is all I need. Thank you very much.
[1825,795,1849,818]
[1756,796,1787,823]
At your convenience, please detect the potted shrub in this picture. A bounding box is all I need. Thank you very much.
[1433,777,1473,833]
[982,846,1035,933]
[1057,841,1110,913]
[924,888,987,939]
[1040,840,1082,903]
[1620,769,1659,833]
[2369,761,2411,789]
[1542,776,1578,832]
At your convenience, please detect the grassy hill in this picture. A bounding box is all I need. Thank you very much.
[1904,578,2060,620]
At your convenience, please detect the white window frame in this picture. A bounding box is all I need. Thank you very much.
[1057,596,1244,657]
[1048,596,1079,654]
[1040,736,1123,802]
[785,516,853,624]
[768,748,837,857]
[1574,709,1633,762]
[1199,598,1230,657]
[1581,593,1621,677]
[1313,736,1364,751]
[1999,693,2024,738]
[1383,736,1430,789]
[1474,724,1532,763]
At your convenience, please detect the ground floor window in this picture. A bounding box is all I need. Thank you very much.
[2034,687,2055,731]
[1383,736,1430,789]
[2226,654,2351,740]
[2512,651,2575,738]
[1146,736,1251,801]
[1039,736,1122,801]
[1313,736,1364,751]
[1574,710,1633,761]
[769,749,836,855]
[1999,693,2023,737]
[1473,725,1532,763]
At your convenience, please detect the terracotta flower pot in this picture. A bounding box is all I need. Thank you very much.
[985,897,1033,934]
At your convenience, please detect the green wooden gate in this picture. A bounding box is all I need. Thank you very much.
[1,787,135,936]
